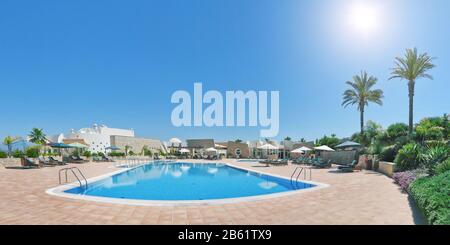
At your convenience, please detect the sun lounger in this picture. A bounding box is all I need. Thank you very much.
[313,159,332,168]
[48,157,65,165]
[38,156,58,167]
[21,157,41,169]
[101,156,113,162]
[337,160,358,172]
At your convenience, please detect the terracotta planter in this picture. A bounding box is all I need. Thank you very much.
[359,154,373,170]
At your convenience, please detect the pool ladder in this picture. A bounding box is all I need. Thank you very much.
[59,167,88,188]
[290,166,312,184]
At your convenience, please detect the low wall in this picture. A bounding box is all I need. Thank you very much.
[0,158,22,168]
[377,161,395,177]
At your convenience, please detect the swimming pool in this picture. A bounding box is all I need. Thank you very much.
[51,162,323,205]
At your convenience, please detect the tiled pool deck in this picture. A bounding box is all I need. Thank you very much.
[0,160,424,224]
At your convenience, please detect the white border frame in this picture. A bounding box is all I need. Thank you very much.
[46,161,329,206]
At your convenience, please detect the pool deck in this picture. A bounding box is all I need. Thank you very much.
[0,159,424,224]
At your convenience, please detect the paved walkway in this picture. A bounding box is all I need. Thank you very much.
[0,160,424,224]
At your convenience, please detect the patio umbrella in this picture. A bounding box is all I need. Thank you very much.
[314,145,335,151]
[179,149,190,153]
[48,143,73,149]
[291,148,305,154]
[298,146,312,152]
[106,146,121,151]
[257,143,278,150]
[49,143,74,158]
[169,138,182,145]
[335,141,361,148]
[68,142,88,149]
[257,144,278,158]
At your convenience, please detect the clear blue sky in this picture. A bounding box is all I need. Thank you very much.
[0,0,449,143]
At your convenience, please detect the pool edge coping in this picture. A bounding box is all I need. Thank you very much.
[46,161,330,206]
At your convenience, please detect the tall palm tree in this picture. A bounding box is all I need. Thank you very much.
[28,128,47,145]
[342,71,384,135]
[389,48,435,135]
[2,136,21,157]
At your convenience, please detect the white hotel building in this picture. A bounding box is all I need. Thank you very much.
[49,124,163,154]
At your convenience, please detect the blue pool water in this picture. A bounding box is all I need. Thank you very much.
[65,162,315,201]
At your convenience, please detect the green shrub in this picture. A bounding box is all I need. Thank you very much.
[394,143,423,171]
[82,151,92,158]
[25,146,40,158]
[0,151,7,158]
[109,152,125,157]
[12,150,24,158]
[368,140,383,155]
[420,145,449,175]
[409,170,450,225]
[386,123,409,142]
[380,145,397,162]
[434,159,450,175]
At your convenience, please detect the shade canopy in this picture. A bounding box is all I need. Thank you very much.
[257,143,278,150]
[335,141,361,148]
[169,138,182,145]
[106,146,121,150]
[179,149,190,153]
[298,146,312,152]
[68,142,88,149]
[205,147,218,152]
[48,143,73,149]
[314,145,335,151]
[291,148,305,154]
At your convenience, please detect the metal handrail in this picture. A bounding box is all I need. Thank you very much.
[290,167,302,182]
[296,167,311,182]
[59,167,88,188]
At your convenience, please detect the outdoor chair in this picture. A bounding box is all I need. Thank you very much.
[337,160,358,172]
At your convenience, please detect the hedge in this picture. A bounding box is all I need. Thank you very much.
[409,170,450,225]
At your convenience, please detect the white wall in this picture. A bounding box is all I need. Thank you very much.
[67,132,111,154]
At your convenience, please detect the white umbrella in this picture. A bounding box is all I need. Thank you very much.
[257,144,278,159]
[179,149,190,153]
[169,138,182,145]
[205,147,218,152]
[298,146,312,152]
[291,148,305,154]
[314,145,335,151]
[257,143,277,150]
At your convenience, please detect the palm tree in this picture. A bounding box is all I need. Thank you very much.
[28,128,47,145]
[2,136,21,157]
[342,71,384,135]
[284,137,292,141]
[124,145,132,156]
[389,48,435,135]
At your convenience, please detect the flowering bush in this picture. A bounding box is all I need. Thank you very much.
[393,169,427,192]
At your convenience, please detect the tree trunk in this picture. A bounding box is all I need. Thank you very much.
[408,80,415,136]
[360,106,365,135]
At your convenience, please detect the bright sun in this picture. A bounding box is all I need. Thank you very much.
[349,3,379,36]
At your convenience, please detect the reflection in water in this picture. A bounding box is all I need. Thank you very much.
[207,167,218,174]
[258,181,278,189]
[171,170,183,178]
[181,165,191,172]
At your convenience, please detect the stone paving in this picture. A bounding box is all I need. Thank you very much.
[0,159,424,224]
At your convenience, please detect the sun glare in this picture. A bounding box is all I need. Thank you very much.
[349,3,379,37]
